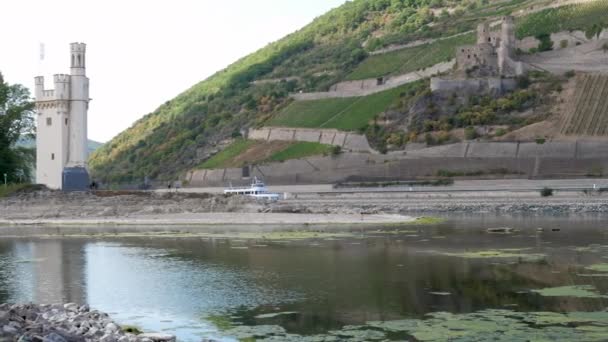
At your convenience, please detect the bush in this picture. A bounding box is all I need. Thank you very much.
[331,145,342,156]
[540,187,554,197]
[535,137,546,144]
[464,127,477,140]
[560,40,569,49]
[564,70,576,78]
[495,128,507,137]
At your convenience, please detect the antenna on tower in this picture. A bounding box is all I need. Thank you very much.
[37,42,45,77]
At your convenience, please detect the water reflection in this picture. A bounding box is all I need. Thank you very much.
[0,217,605,340]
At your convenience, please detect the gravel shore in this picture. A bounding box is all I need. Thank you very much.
[1,189,607,228]
[0,303,175,342]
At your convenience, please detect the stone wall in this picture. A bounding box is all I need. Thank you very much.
[188,141,608,186]
[291,60,455,100]
[430,77,517,94]
[248,127,372,152]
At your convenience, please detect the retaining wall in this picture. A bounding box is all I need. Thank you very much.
[248,127,372,152]
[292,61,455,101]
[188,141,608,186]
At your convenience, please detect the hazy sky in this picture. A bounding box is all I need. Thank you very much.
[1,0,347,142]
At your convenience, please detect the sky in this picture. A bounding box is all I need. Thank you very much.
[1,0,347,142]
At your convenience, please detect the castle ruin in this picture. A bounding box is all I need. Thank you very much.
[455,16,524,77]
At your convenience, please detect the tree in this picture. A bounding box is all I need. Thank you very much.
[0,73,35,183]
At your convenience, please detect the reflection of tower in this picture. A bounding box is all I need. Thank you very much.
[31,240,87,304]
[34,43,90,191]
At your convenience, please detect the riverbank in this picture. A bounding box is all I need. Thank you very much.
[0,303,175,342]
[2,188,608,229]
[0,189,415,227]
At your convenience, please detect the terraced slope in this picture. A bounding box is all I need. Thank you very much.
[560,74,608,135]
[347,34,475,81]
[268,83,420,131]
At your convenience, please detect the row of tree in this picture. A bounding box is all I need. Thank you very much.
[0,72,35,184]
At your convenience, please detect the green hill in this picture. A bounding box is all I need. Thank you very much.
[17,137,103,154]
[89,0,608,183]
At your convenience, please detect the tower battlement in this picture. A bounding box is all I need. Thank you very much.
[53,74,70,83]
[70,42,86,53]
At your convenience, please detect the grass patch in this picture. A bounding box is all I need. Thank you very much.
[267,142,333,162]
[0,184,32,198]
[516,1,608,40]
[347,33,474,80]
[269,98,357,128]
[269,83,417,131]
[198,140,334,169]
[198,139,255,169]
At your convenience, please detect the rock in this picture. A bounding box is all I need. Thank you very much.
[63,303,78,312]
[42,333,67,342]
[3,324,18,334]
[105,322,119,333]
[137,333,176,342]
[100,334,118,342]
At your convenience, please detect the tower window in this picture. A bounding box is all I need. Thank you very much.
[65,118,68,125]
[51,153,55,160]
[46,117,52,126]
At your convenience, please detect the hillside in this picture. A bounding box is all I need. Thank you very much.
[18,137,103,154]
[90,0,608,183]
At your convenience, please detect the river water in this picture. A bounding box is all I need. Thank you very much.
[1,216,608,341]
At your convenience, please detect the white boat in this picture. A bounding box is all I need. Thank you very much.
[224,177,281,201]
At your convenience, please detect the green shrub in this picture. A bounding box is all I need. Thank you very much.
[535,137,546,144]
[495,128,507,137]
[540,187,554,197]
[464,127,477,140]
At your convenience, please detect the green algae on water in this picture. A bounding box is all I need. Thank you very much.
[586,264,608,273]
[442,249,545,261]
[531,285,608,298]
[222,309,608,341]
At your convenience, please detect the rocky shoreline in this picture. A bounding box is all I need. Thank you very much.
[1,189,608,228]
[0,303,175,342]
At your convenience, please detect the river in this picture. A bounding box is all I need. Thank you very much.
[1,215,608,341]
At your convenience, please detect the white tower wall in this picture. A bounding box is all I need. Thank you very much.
[35,76,70,189]
[35,43,90,190]
[68,43,89,168]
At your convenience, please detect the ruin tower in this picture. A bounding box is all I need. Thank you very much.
[35,43,90,191]
[477,22,490,45]
[498,16,516,75]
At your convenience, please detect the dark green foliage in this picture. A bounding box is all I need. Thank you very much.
[0,73,35,184]
[536,34,553,52]
[540,187,554,197]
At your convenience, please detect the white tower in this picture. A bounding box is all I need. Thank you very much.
[35,43,90,191]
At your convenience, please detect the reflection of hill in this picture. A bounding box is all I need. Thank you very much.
[132,235,608,335]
